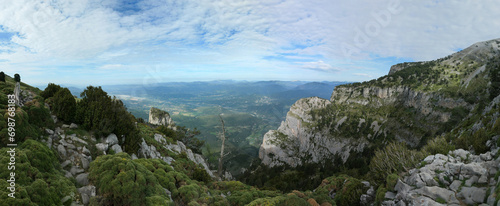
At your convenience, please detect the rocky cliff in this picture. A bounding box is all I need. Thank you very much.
[149,107,175,128]
[259,38,500,168]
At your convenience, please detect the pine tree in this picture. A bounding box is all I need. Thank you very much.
[14,73,20,82]
[0,71,5,82]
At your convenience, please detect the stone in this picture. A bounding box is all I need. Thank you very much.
[65,171,73,179]
[420,172,438,186]
[149,107,174,127]
[69,123,78,129]
[81,194,89,205]
[384,191,396,200]
[78,185,96,197]
[45,128,54,135]
[177,141,187,152]
[458,187,487,205]
[61,160,72,168]
[70,166,85,176]
[461,162,487,176]
[449,180,462,192]
[465,175,478,187]
[82,146,91,155]
[58,145,67,158]
[410,196,445,206]
[62,124,70,128]
[55,127,63,135]
[51,115,58,123]
[131,153,138,160]
[423,155,435,163]
[478,174,488,184]
[111,144,123,153]
[95,143,108,153]
[105,134,119,145]
[76,173,89,186]
[154,133,166,144]
[80,156,90,170]
[452,149,470,161]
[480,152,492,161]
[417,186,459,205]
[447,163,463,175]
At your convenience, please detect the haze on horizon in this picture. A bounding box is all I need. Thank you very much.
[0,0,499,87]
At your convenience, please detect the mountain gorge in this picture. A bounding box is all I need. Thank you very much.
[1,38,500,206]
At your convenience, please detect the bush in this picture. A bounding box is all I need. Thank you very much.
[386,174,399,191]
[0,140,77,205]
[369,142,425,181]
[313,175,364,206]
[52,88,76,122]
[40,83,62,99]
[89,153,170,205]
[422,136,455,155]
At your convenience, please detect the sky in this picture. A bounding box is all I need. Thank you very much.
[0,0,500,87]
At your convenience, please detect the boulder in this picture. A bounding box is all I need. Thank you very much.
[70,123,78,129]
[62,124,70,128]
[105,134,119,145]
[458,187,487,205]
[61,160,72,168]
[57,145,67,158]
[45,128,54,135]
[111,144,123,153]
[80,156,90,170]
[131,154,138,160]
[417,186,459,205]
[76,173,89,186]
[82,146,91,156]
[95,143,108,153]
[154,133,166,144]
[70,166,85,176]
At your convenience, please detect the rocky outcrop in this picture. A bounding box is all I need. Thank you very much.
[42,126,96,206]
[149,107,174,128]
[378,148,500,205]
[138,134,215,178]
[259,97,369,167]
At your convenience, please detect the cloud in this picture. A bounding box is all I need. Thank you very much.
[353,73,372,78]
[301,60,340,72]
[0,0,499,85]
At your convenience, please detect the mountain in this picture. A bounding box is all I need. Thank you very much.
[253,38,500,205]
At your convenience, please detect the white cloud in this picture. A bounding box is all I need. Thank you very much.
[0,0,499,84]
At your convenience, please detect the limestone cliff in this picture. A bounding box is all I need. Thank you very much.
[149,107,174,128]
[259,38,500,168]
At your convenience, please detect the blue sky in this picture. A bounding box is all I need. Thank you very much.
[0,0,499,87]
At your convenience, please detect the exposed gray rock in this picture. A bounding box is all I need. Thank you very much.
[458,187,487,205]
[149,107,175,127]
[70,123,78,129]
[75,173,89,186]
[95,143,108,153]
[465,175,478,187]
[131,153,138,160]
[82,146,91,156]
[80,156,90,170]
[70,166,85,176]
[46,128,54,135]
[154,133,166,144]
[78,185,96,198]
[111,144,123,153]
[61,160,72,168]
[385,191,396,200]
[62,124,70,128]
[58,144,67,158]
[105,134,119,145]
[61,196,72,204]
[449,180,462,192]
[416,186,459,205]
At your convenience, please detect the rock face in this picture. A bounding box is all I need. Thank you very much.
[149,107,174,128]
[378,148,499,205]
[258,97,364,167]
[138,134,215,178]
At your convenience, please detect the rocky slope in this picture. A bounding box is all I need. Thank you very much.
[259,38,500,168]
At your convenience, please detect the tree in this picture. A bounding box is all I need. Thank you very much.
[40,83,62,99]
[52,88,76,122]
[14,73,20,82]
[0,72,5,82]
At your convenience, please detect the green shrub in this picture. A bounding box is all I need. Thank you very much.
[40,83,62,99]
[386,174,399,191]
[313,175,364,206]
[369,142,425,181]
[89,153,170,205]
[52,88,76,122]
[422,136,455,155]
